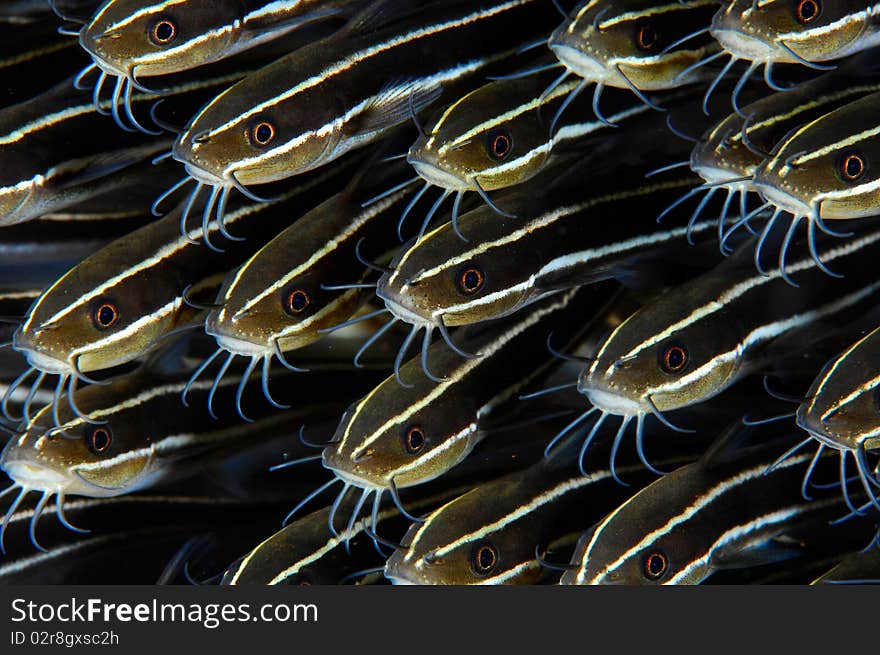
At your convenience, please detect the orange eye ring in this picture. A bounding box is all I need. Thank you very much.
[404,425,426,454]
[457,266,484,295]
[636,24,658,50]
[472,543,498,574]
[92,301,119,330]
[284,288,310,315]
[149,18,177,45]
[86,426,112,454]
[794,0,821,24]
[643,550,668,580]
[250,121,276,147]
[839,151,866,182]
[659,343,688,374]
[487,129,512,160]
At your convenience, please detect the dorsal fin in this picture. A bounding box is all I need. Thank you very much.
[143,335,192,378]
[700,421,760,471]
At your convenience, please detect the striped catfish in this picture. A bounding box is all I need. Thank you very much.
[793,325,880,514]
[577,227,880,467]
[9,159,352,428]
[224,435,550,584]
[222,480,480,585]
[681,53,880,256]
[385,433,699,585]
[402,67,650,238]
[0,56,266,227]
[710,0,880,95]
[78,0,363,81]
[0,78,170,226]
[0,356,376,552]
[751,90,880,271]
[313,285,607,543]
[562,423,859,584]
[375,129,727,338]
[0,494,285,580]
[203,158,413,379]
[546,0,719,124]
[76,0,364,132]
[222,493,404,585]
[0,14,88,107]
[168,0,558,230]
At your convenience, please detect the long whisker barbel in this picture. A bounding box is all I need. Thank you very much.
[777,41,836,71]
[283,477,341,527]
[361,176,420,209]
[268,454,323,472]
[550,78,589,136]
[354,238,394,274]
[616,65,664,113]
[397,181,432,241]
[0,486,30,554]
[353,316,398,368]
[487,61,563,81]
[388,477,425,524]
[646,394,695,433]
[519,381,578,401]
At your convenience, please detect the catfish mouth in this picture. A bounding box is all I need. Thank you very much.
[692,163,753,187]
[210,331,271,358]
[376,287,435,328]
[409,159,471,192]
[582,385,645,416]
[383,552,419,584]
[796,409,854,450]
[17,346,71,376]
[180,160,229,187]
[322,458,388,491]
[2,459,69,490]
[548,43,609,81]
[78,30,130,79]
[710,27,778,61]
[753,180,814,217]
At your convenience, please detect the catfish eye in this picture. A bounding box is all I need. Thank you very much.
[636,24,658,50]
[659,342,688,374]
[839,151,866,182]
[250,121,276,147]
[85,425,112,455]
[643,550,668,580]
[487,129,512,160]
[457,266,484,295]
[404,425,426,454]
[794,0,821,24]
[92,301,119,330]
[284,289,310,315]
[472,543,498,575]
[149,18,177,45]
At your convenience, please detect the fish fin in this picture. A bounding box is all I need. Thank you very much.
[346,80,443,139]
[143,336,193,378]
[50,149,159,192]
[700,422,758,470]
[346,0,441,34]
[709,536,804,571]
[241,7,345,40]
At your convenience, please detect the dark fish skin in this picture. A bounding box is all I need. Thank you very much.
[223,436,550,585]
[172,0,560,189]
[13,154,360,379]
[0,495,290,584]
[0,17,90,107]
